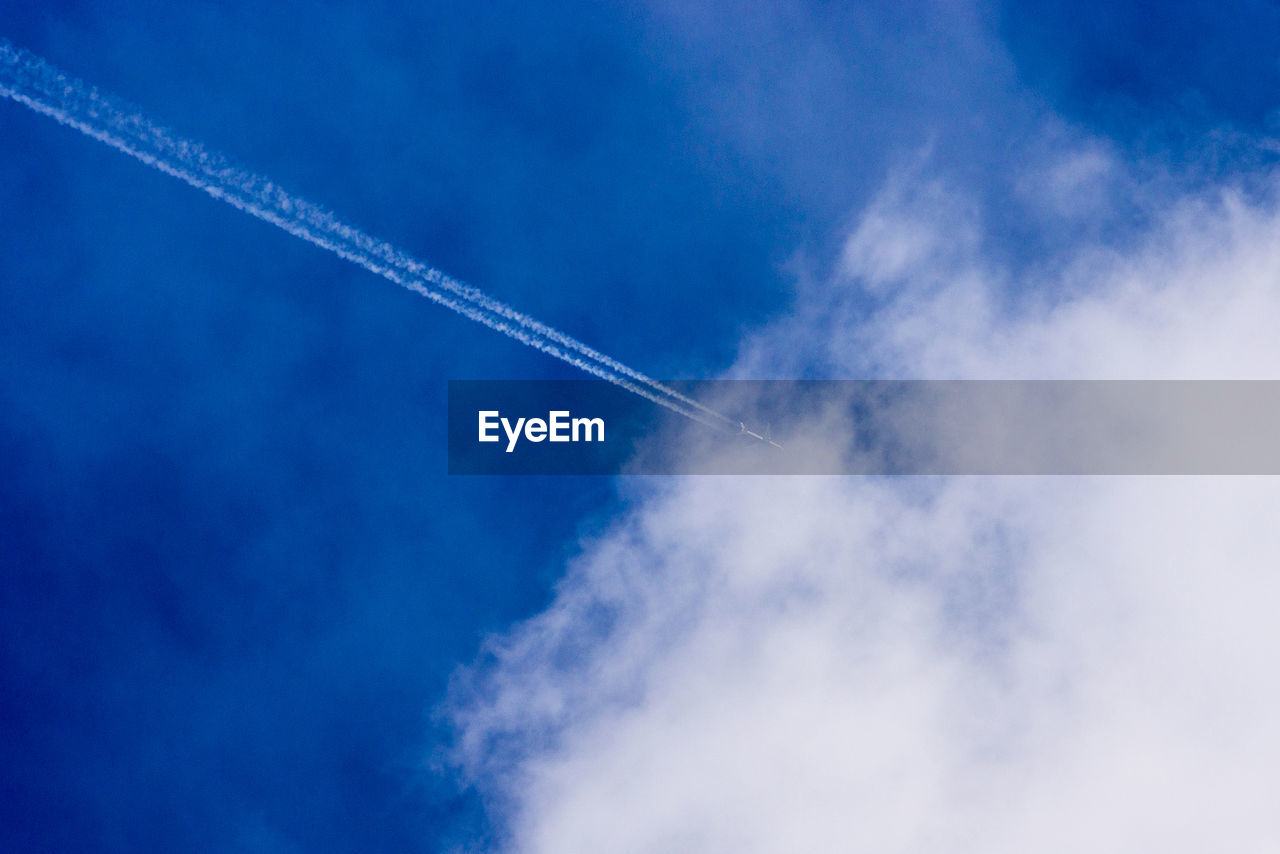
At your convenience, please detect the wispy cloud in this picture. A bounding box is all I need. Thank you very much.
[445,129,1280,851]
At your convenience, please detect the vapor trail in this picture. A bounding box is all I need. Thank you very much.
[0,39,735,431]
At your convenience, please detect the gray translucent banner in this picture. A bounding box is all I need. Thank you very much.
[447,380,1280,475]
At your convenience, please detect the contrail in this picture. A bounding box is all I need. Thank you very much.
[0,39,737,431]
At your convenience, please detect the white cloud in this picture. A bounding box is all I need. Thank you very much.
[446,148,1280,852]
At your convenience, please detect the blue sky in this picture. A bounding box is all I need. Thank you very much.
[3,2,1280,852]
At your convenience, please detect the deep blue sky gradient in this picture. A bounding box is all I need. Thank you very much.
[3,2,1280,851]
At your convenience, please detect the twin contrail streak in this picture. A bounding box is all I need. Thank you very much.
[0,39,736,432]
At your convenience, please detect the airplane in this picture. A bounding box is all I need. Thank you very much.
[738,421,784,449]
